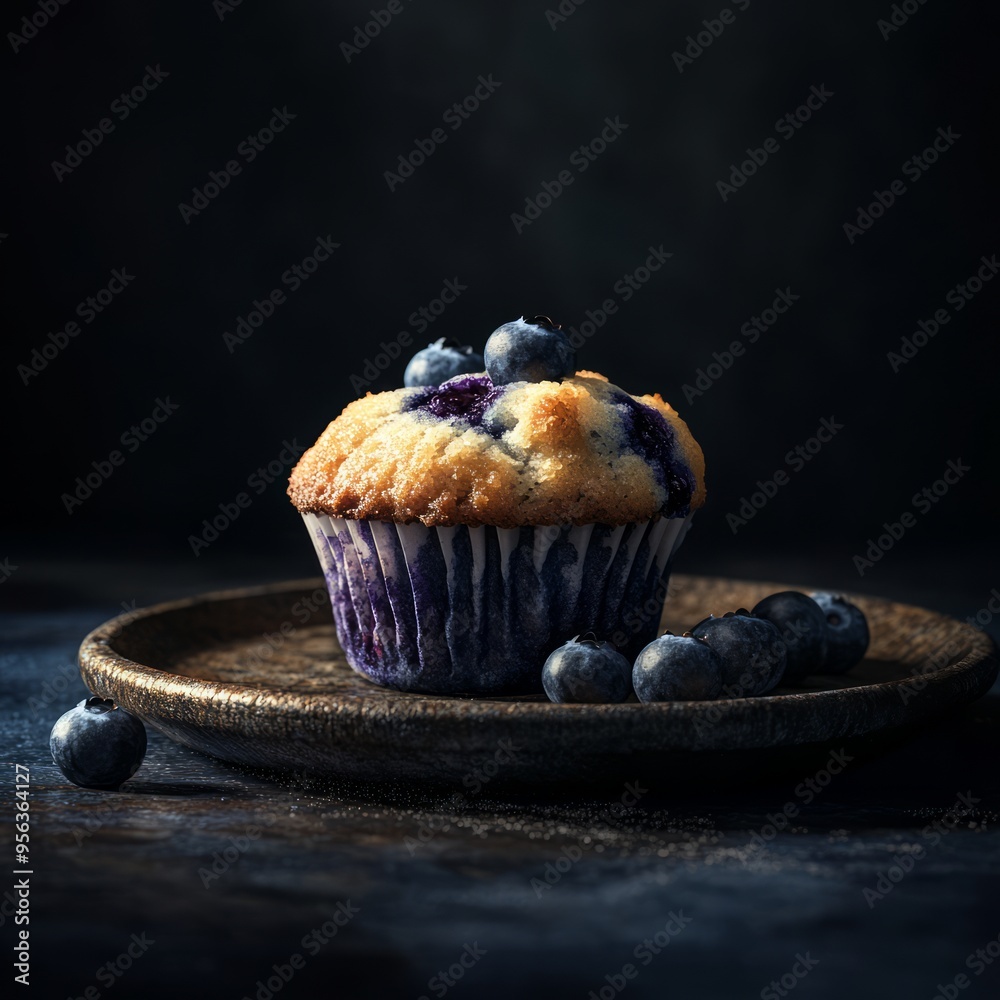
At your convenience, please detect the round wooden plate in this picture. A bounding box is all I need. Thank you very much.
[78,576,997,789]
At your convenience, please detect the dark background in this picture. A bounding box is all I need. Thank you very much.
[3,3,1000,999]
[3,0,998,620]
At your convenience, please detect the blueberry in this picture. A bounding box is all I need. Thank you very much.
[690,611,786,696]
[810,592,870,673]
[403,337,485,388]
[50,697,147,790]
[751,591,829,683]
[633,632,724,702]
[484,316,576,385]
[541,634,632,703]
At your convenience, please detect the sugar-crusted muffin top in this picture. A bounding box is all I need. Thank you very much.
[288,371,706,528]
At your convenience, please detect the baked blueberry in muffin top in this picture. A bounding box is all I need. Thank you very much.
[288,368,705,528]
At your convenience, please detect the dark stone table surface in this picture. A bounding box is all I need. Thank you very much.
[3,555,999,999]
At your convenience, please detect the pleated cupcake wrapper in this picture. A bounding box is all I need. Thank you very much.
[303,512,692,695]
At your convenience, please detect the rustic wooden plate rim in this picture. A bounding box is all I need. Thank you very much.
[77,575,998,726]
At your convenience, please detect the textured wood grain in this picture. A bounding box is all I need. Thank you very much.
[78,575,998,787]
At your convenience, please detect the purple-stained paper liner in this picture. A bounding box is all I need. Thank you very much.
[303,512,692,695]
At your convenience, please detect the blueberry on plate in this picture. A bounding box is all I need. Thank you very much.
[403,337,485,387]
[632,632,724,702]
[751,591,829,683]
[484,315,576,385]
[541,634,632,703]
[810,592,870,674]
[50,697,147,790]
[690,611,786,696]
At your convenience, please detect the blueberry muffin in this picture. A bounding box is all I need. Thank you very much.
[288,317,705,695]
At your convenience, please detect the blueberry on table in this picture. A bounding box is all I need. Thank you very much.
[810,592,870,673]
[50,697,147,790]
[751,591,829,683]
[690,611,786,696]
[632,632,724,702]
[403,337,485,387]
[542,634,632,703]
[484,316,576,384]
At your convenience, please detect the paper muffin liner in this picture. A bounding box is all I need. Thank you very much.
[302,512,692,695]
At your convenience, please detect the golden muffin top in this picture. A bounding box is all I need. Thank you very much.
[288,369,705,528]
